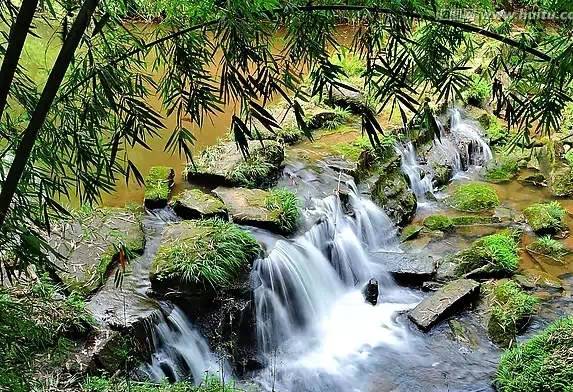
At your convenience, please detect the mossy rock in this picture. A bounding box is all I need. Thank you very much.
[523,201,567,235]
[450,215,501,225]
[548,164,573,197]
[371,166,417,226]
[454,230,519,277]
[170,189,228,220]
[401,224,423,241]
[186,140,284,188]
[526,235,570,263]
[432,162,454,188]
[51,208,145,295]
[487,280,539,347]
[213,187,300,235]
[149,219,261,294]
[144,166,175,209]
[423,215,454,231]
[447,182,500,212]
[495,316,573,392]
[484,155,520,183]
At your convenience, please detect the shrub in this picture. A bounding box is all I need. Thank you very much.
[523,201,567,234]
[463,75,492,107]
[448,182,500,212]
[455,231,520,276]
[487,280,539,347]
[150,219,260,290]
[423,215,454,231]
[527,235,569,261]
[265,189,301,234]
[144,166,174,202]
[484,117,509,146]
[496,316,573,392]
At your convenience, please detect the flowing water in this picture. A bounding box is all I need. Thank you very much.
[397,142,434,202]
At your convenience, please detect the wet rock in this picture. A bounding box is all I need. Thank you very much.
[371,165,417,226]
[408,278,480,330]
[548,164,573,197]
[322,155,359,179]
[325,85,366,114]
[422,281,443,291]
[436,258,458,282]
[521,268,564,291]
[50,208,145,295]
[362,278,379,305]
[186,140,284,188]
[370,251,437,285]
[170,189,228,220]
[518,172,547,187]
[431,162,454,188]
[213,186,299,234]
[523,201,567,235]
[144,166,175,209]
[449,319,479,348]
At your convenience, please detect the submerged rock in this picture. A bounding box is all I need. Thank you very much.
[170,189,228,220]
[213,187,300,235]
[144,166,175,209]
[186,140,284,188]
[371,251,436,284]
[409,278,480,330]
[50,208,145,295]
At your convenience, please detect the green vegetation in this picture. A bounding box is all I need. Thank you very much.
[0,276,93,391]
[423,215,454,231]
[401,224,423,241]
[150,219,260,290]
[484,117,509,146]
[323,107,353,130]
[565,150,573,166]
[523,201,567,234]
[527,236,569,261]
[450,215,499,225]
[487,280,539,347]
[229,143,283,188]
[448,183,500,212]
[330,47,366,83]
[144,166,174,204]
[83,376,242,392]
[265,189,301,234]
[496,316,573,392]
[455,231,520,276]
[332,135,396,163]
[463,75,492,107]
[485,155,520,182]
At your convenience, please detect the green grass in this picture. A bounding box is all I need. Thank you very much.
[565,150,573,166]
[463,74,492,107]
[485,155,519,182]
[527,236,569,261]
[332,135,396,162]
[455,230,520,276]
[150,219,260,290]
[496,316,573,392]
[423,215,454,231]
[330,47,365,79]
[487,280,539,347]
[145,166,174,201]
[523,201,567,234]
[265,189,301,234]
[83,376,243,392]
[323,107,353,130]
[448,182,500,212]
[229,142,283,188]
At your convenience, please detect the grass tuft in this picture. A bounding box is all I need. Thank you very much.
[145,166,174,202]
[485,155,519,182]
[265,189,300,234]
[83,375,242,392]
[527,235,569,261]
[448,182,500,212]
[455,230,520,276]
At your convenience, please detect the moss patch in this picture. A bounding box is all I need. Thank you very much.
[451,215,500,225]
[83,376,241,392]
[455,230,520,276]
[484,117,509,146]
[423,215,454,231]
[487,280,539,347]
[448,182,500,212]
[144,166,174,205]
[401,224,423,241]
[265,189,301,234]
[150,219,260,291]
[523,201,567,235]
[496,316,573,392]
[485,155,520,182]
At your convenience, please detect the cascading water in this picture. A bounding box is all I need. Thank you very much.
[251,181,419,391]
[396,142,434,201]
[140,306,225,384]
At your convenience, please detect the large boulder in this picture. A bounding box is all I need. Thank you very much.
[370,251,437,284]
[186,140,284,188]
[170,189,228,220]
[213,187,300,235]
[408,278,480,330]
[371,165,417,226]
[50,208,145,295]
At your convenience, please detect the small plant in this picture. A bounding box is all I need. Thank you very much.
[527,235,569,261]
[484,117,509,146]
[487,280,539,347]
[229,143,283,188]
[448,182,500,212]
[463,74,492,107]
[485,155,519,182]
[496,316,573,392]
[265,189,301,234]
[565,149,573,166]
[423,215,454,231]
[455,230,520,276]
[523,201,567,234]
[330,47,366,79]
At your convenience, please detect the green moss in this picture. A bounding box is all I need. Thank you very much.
[565,150,573,166]
[83,376,241,392]
[401,224,423,241]
[423,215,454,231]
[523,201,567,234]
[527,236,569,261]
[332,134,396,163]
[496,316,573,392]
[463,75,492,107]
[265,189,300,234]
[455,230,520,276]
[451,215,500,225]
[484,117,509,146]
[485,155,520,182]
[145,166,174,202]
[448,182,500,212]
[150,219,260,290]
[487,280,539,347]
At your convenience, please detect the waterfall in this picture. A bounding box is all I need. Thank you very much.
[140,306,225,383]
[251,181,417,391]
[396,142,434,201]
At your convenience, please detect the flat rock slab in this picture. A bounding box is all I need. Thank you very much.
[213,187,282,233]
[370,251,436,284]
[408,278,480,330]
[170,189,228,220]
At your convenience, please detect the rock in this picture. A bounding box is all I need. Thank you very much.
[436,257,458,282]
[362,278,379,305]
[431,162,454,188]
[549,164,573,197]
[449,319,479,347]
[370,251,436,284]
[322,155,359,179]
[408,279,480,330]
[325,85,366,114]
[50,208,145,295]
[307,111,339,130]
[144,166,175,209]
[170,189,228,220]
[422,281,443,291]
[518,172,547,187]
[401,224,423,241]
[521,269,564,291]
[186,140,284,188]
[523,201,567,235]
[447,182,500,212]
[371,165,417,226]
